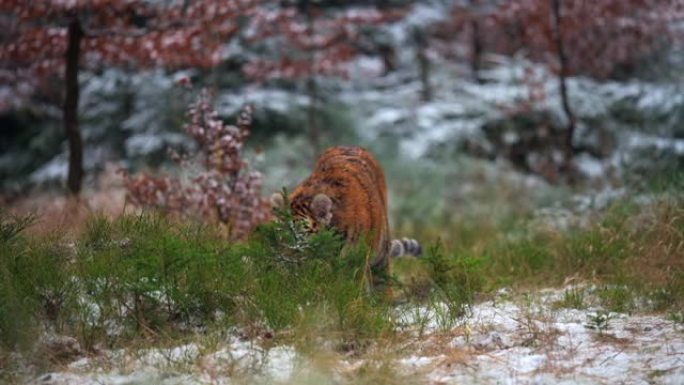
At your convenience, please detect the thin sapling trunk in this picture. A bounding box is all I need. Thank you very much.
[64,19,84,195]
[550,0,577,173]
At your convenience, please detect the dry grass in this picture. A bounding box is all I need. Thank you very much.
[623,200,684,285]
[3,164,128,237]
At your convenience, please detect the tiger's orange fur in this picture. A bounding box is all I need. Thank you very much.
[276,146,420,288]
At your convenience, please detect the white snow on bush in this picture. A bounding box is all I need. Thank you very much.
[217,89,309,116]
[626,133,684,155]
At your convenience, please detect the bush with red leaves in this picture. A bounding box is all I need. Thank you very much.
[121,89,270,240]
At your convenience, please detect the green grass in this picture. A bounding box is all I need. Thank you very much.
[394,191,684,312]
[0,207,469,361]
[552,287,587,310]
[1,189,683,379]
[519,198,678,302]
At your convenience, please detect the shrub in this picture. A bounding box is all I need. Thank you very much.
[122,89,270,240]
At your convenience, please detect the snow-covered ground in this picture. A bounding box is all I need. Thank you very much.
[30,287,684,385]
[408,288,684,385]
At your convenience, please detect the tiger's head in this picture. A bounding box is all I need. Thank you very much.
[270,192,333,234]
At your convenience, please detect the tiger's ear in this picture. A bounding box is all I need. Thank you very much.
[311,193,333,226]
[270,192,285,209]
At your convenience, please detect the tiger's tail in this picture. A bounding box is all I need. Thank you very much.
[389,237,422,258]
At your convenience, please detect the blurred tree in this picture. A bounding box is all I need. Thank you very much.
[495,0,679,79]
[0,0,254,195]
[432,0,499,83]
[468,0,484,84]
[493,0,678,172]
[243,1,400,157]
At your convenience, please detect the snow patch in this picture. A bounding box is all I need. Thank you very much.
[29,155,68,184]
[626,133,684,155]
[217,89,309,116]
[574,153,607,179]
[33,287,684,385]
[422,289,684,385]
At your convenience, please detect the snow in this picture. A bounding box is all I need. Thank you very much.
[574,153,607,179]
[421,289,684,385]
[625,133,684,155]
[29,154,68,184]
[27,144,113,185]
[400,355,434,367]
[636,83,684,113]
[32,287,684,385]
[366,107,406,129]
[572,187,627,212]
[347,56,385,78]
[263,346,297,381]
[125,132,187,156]
[32,372,170,385]
[217,88,309,116]
[385,1,451,48]
[136,344,201,368]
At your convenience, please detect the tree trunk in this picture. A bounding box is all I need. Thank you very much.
[304,1,320,158]
[469,0,484,84]
[379,43,396,75]
[64,19,84,195]
[306,76,320,158]
[413,28,432,102]
[470,18,483,84]
[550,0,576,171]
[417,48,431,102]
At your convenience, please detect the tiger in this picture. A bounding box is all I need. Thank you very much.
[271,145,421,289]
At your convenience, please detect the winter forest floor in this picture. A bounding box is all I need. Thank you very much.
[2,177,683,385]
[25,288,684,385]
